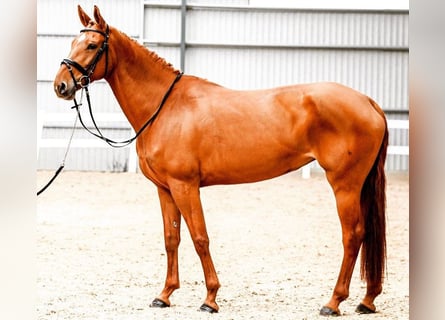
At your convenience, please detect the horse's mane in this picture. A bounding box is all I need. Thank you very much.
[87,21,177,71]
[117,28,179,74]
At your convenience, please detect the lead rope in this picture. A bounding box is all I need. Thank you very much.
[37,88,86,196]
[36,112,78,196]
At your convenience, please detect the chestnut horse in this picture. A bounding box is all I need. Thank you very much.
[54,6,388,316]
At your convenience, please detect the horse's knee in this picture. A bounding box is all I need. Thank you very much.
[193,235,210,254]
[164,233,180,252]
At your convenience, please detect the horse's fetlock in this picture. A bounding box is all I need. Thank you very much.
[206,279,221,293]
[333,289,349,303]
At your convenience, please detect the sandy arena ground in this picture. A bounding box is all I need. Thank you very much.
[36,170,408,319]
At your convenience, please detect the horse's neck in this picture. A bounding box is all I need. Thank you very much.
[105,31,178,130]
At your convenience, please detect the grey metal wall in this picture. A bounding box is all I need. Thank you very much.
[37,0,409,171]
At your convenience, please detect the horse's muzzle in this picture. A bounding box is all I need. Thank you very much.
[54,80,76,100]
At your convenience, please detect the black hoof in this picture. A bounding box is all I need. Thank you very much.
[355,303,376,314]
[320,306,340,316]
[199,303,218,313]
[150,298,170,308]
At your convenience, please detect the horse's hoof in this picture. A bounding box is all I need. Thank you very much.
[150,298,170,308]
[355,303,376,314]
[199,303,218,313]
[319,306,340,316]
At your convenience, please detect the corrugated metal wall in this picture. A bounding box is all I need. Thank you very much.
[37,0,409,171]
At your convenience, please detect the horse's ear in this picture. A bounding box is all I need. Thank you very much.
[77,5,91,27]
[93,5,107,30]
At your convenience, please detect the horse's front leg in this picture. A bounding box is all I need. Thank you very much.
[169,180,221,313]
[150,187,182,308]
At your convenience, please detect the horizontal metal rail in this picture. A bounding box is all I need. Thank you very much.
[142,2,409,14]
[143,41,408,52]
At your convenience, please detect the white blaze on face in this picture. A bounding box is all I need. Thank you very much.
[77,33,87,43]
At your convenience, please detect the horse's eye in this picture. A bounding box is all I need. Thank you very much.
[87,43,98,50]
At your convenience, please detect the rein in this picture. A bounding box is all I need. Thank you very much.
[72,71,183,148]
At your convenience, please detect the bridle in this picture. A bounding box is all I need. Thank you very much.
[61,25,110,88]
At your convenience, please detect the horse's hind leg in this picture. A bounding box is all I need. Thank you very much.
[320,174,365,316]
[150,187,182,308]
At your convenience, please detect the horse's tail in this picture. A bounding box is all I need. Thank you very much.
[360,98,388,286]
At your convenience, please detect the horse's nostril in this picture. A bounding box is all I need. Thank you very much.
[58,81,67,94]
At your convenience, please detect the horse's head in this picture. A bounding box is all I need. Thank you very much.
[54,5,110,100]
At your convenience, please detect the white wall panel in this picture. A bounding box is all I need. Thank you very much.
[38,147,130,172]
[38,0,140,36]
[186,8,408,48]
[186,47,408,110]
[37,36,73,80]
[143,7,181,42]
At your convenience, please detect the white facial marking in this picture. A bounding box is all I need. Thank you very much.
[78,33,87,43]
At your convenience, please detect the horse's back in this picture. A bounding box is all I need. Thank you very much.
[187,79,384,129]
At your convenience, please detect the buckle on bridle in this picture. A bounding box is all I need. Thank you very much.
[78,75,90,88]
